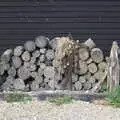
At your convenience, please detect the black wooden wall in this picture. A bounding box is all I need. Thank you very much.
[0,0,120,55]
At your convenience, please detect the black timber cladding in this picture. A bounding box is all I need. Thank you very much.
[0,0,120,55]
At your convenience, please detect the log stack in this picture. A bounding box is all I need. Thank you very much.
[0,36,108,92]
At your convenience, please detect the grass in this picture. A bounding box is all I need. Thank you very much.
[48,96,73,105]
[106,86,120,107]
[4,92,32,103]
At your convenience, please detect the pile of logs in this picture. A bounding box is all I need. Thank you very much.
[0,36,108,92]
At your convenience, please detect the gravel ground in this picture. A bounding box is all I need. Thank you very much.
[0,98,120,120]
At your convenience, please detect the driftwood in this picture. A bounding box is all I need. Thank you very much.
[107,41,120,92]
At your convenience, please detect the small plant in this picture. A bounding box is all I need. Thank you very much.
[99,87,108,93]
[106,86,120,107]
[4,92,32,103]
[48,96,73,105]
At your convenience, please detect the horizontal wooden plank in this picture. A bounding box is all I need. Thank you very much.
[0,1,120,7]
[0,29,120,34]
[0,12,120,18]
[0,34,120,40]
[0,23,120,29]
[1,6,120,12]
[1,17,120,23]
[1,30,120,35]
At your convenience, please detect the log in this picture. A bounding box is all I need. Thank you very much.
[74,81,82,90]
[0,62,6,75]
[40,63,46,70]
[24,41,36,52]
[23,62,30,68]
[8,67,16,77]
[46,49,55,61]
[88,63,97,74]
[1,49,12,63]
[13,78,25,90]
[14,46,24,56]
[98,62,107,72]
[40,48,46,54]
[86,58,93,64]
[49,38,57,50]
[21,51,31,62]
[4,63,10,71]
[12,56,22,68]
[39,55,45,62]
[91,70,107,93]
[83,82,92,90]
[30,72,38,78]
[48,80,55,89]
[38,68,44,76]
[34,75,43,84]
[79,48,89,61]
[30,81,39,91]
[91,48,104,63]
[84,72,91,81]
[35,36,48,48]
[44,77,50,83]
[78,60,88,75]
[17,66,30,80]
[1,76,14,91]
[107,41,120,92]
[29,64,36,72]
[84,38,96,49]
[44,66,55,79]
[32,50,40,58]
[30,57,36,64]
[79,76,86,83]
[45,60,53,66]
[89,76,96,84]
[94,70,107,80]
[72,73,78,83]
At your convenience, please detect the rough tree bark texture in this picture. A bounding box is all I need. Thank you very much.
[107,41,120,92]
